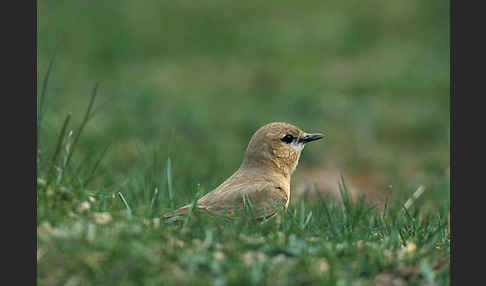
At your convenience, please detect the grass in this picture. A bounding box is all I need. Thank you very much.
[37,0,449,284]
[36,96,449,284]
[37,144,449,285]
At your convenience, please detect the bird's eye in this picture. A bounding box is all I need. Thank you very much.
[281,134,294,144]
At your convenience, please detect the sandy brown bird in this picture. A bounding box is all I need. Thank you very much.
[163,122,324,221]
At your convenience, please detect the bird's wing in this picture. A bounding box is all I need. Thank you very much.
[198,181,288,220]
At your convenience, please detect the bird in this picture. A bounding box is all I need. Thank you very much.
[163,122,324,222]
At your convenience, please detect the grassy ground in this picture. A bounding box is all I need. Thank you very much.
[37,0,449,284]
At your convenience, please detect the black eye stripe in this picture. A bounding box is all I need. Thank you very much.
[281,134,294,144]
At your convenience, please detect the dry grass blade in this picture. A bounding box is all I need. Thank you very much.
[404,185,426,210]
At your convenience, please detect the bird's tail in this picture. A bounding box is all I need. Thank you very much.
[163,204,193,222]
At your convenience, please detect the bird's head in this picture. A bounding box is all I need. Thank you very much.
[240,122,324,177]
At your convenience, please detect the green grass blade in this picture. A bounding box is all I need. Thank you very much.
[45,113,71,188]
[38,40,60,135]
[63,83,100,173]
[82,143,112,187]
[118,191,133,218]
[182,189,203,229]
[167,157,174,210]
[150,187,159,211]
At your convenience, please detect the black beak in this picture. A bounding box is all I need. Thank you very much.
[299,133,325,144]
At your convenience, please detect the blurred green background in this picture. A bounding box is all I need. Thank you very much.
[37,0,449,207]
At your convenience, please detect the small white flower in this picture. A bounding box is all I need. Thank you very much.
[93,212,112,224]
[315,258,329,273]
[78,201,91,212]
[213,251,225,261]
